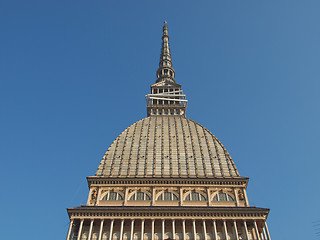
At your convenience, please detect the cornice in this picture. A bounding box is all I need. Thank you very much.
[87,177,249,188]
[67,206,269,220]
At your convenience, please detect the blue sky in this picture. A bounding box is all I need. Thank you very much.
[1,0,320,239]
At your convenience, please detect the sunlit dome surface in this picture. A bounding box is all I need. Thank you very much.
[96,116,240,178]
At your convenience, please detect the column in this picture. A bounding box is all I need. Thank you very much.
[120,219,124,240]
[152,188,156,205]
[233,220,239,240]
[141,219,145,240]
[77,219,84,240]
[212,220,218,240]
[243,220,249,240]
[124,188,129,206]
[180,188,183,206]
[264,221,271,240]
[151,219,155,240]
[233,188,239,206]
[202,220,207,240]
[130,219,135,240]
[109,219,114,240]
[253,220,261,240]
[207,188,211,206]
[222,220,228,240]
[162,219,165,240]
[182,219,186,240]
[243,189,249,206]
[262,226,268,240]
[88,219,94,240]
[172,219,175,240]
[192,219,197,240]
[96,188,102,205]
[66,219,74,240]
[98,220,104,240]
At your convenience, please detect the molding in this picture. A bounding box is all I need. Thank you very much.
[67,206,269,220]
[87,177,249,188]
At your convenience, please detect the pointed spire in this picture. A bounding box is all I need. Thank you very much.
[145,22,188,117]
[156,21,176,83]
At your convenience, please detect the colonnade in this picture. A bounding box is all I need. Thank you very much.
[67,218,271,240]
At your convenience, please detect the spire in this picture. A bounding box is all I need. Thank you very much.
[145,21,188,117]
[156,21,176,83]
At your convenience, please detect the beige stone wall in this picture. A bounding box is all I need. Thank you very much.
[86,184,249,208]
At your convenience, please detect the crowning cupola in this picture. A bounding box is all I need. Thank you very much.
[66,22,272,240]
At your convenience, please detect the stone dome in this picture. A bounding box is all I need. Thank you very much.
[96,116,240,178]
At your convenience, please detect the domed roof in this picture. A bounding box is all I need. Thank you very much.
[96,116,240,178]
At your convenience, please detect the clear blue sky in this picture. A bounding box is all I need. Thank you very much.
[1,0,319,239]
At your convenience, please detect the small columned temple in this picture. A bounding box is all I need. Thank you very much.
[66,22,271,240]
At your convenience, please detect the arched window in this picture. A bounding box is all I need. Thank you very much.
[185,191,207,201]
[102,191,123,201]
[129,191,151,201]
[157,191,179,201]
[212,192,235,202]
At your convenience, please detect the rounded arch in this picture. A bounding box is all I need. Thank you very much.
[184,190,207,201]
[101,190,124,201]
[212,191,235,202]
[156,190,179,201]
[128,190,151,201]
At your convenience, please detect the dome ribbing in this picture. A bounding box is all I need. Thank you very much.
[96,116,240,178]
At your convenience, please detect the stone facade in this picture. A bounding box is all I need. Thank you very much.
[66,22,271,240]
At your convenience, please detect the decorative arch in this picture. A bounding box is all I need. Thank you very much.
[101,190,123,201]
[129,190,151,201]
[184,190,207,201]
[156,190,179,201]
[212,191,235,202]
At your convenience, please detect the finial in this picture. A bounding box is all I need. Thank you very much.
[164,20,167,26]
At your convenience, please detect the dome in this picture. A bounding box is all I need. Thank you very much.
[96,116,240,178]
